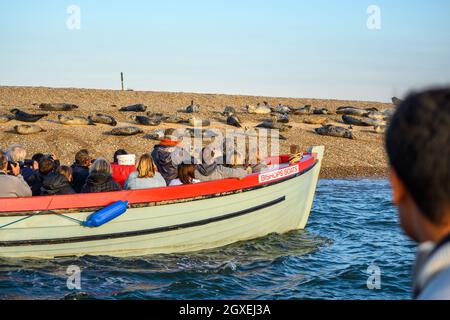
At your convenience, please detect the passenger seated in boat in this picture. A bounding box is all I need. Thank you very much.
[169,164,200,186]
[124,154,166,190]
[41,166,76,196]
[71,149,92,193]
[0,151,32,198]
[31,156,59,196]
[81,157,122,193]
[22,153,44,184]
[225,150,253,174]
[111,149,136,188]
[6,144,27,174]
[151,128,183,185]
[194,147,247,182]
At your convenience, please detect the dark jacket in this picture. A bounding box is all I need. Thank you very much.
[71,164,90,193]
[81,172,122,193]
[151,144,179,184]
[26,171,44,196]
[40,172,76,196]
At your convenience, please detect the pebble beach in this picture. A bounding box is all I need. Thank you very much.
[0,86,395,178]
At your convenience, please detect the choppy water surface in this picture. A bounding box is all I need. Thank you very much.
[0,179,416,300]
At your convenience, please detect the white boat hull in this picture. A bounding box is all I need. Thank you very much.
[0,146,324,259]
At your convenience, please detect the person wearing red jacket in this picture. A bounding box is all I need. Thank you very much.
[111,149,136,188]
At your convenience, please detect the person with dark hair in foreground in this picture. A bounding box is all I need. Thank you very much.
[386,88,450,300]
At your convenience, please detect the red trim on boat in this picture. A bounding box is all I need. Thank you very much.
[0,154,317,213]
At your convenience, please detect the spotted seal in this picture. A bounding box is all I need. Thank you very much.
[39,103,79,111]
[119,104,147,112]
[227,115,242,128]
[88,114,117,126]
[10,108,48,123]
[315,125,354,140]
[0,114,14,123]
[256,117,292,132]
[342,115,386,127]
[246,103,271,115]
[131,115,161,126]
[58,115,95,126]
[290,105,312,115]
[14,124,46,135]
[110,126,144,136]
[185,100,200,113]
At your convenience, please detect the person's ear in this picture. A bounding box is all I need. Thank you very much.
[390,169,407,205]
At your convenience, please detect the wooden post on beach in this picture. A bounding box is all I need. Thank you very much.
[121,72,124,91]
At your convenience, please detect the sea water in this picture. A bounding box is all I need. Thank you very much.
[0,179,416,300]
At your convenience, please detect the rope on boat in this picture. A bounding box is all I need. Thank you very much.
[54,213,84,225]
[0,215,36,229]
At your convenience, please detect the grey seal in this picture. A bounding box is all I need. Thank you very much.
[0,114,14,123]
[14,124,46,135]
[131,115,161,126]
[120,104,147,112]
[58,115,95,126]
[185,100,200,113]
[88,114,117,126]
[256,118,292,132]
[10,108,48,123]
[226,115,242,128]
[39,103,79,111]
[342,115,386,127]
[290,105,312,115]
[110,126,144,136]
[315,125,354,140]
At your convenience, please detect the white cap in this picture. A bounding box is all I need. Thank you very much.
[117,154,136,166]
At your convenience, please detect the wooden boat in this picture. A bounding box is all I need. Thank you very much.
[0,146,324,259]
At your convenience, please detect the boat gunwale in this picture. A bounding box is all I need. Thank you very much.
[0,155,318,217]
[0,161,317,218]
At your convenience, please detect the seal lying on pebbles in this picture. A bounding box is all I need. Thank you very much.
[276,113,289,123]
[10,109,48,123]
[222,106,236,117]
[290,105,312,115]
[247,104,271,115]
[342,115,386,127]
[313,108,329,115]
[39,103,79,111]
[146,129,166,141]
[88,114,117,126]
[110,126,144,136]
[315,125,354,140]
[256,118,292,132]
[185,101,200,113]
[131,115,161,126]
[337,107,370,117]
[227,115,242,128]
[120,104,147,112]
[0,114,14,123]
[58,115,95,126]
[14,124,46,135]
[189,116,211,127]
[272,104,291,114]
[303,117,329,125]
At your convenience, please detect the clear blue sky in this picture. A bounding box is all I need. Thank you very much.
[1,0,449,102]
